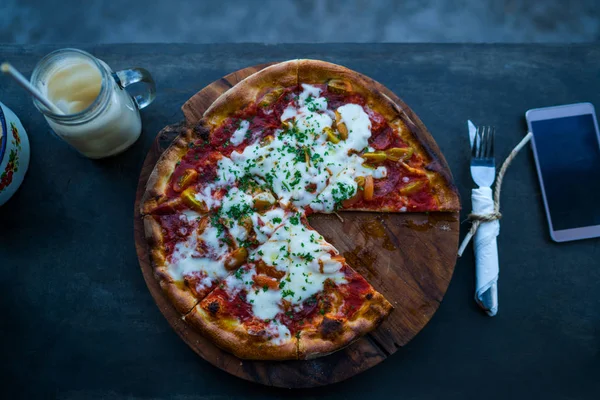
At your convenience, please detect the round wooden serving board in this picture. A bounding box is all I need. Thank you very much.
[134,63,460,388]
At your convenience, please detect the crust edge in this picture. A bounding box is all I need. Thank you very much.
[184,305,299,360]
[143,215,200,314]
[298,291,393,360]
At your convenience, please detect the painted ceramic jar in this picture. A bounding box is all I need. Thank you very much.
[0,101,30,206]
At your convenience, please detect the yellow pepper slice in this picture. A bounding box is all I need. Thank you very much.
[399,180,425,195]
[327,79,352,94]
[385,147,414,162]
[334,111,348,139]
[260,88,284,107]
[225,247,248,271]
[252,192,276,212]
[172,168,198,192]
[324,127,340,144]
[362,152,387,164]
[181,187,208,212]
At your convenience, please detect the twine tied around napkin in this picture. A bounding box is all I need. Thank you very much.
[458,131,533,256]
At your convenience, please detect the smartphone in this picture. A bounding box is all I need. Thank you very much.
[525,102,600,242]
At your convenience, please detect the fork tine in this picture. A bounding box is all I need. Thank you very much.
[481,126,493,159]
[485,126,494,158]
[484,126,490,159]
[489,126,495,159]
[478,127,484,158]
[471,126,479,158]
[480,126,486,159]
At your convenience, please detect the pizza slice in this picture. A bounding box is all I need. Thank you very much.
[144,178,297,312]
[183,214,392,360]
[296,59,460,212]
[183,218,298,359]
[140,68,301,217]
[283,216,392,359]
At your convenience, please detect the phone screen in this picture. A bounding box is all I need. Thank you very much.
[531,114,600,231]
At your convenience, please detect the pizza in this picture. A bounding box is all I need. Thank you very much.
[140,59,460,360]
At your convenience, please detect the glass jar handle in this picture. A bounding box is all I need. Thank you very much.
[113,67,156,110]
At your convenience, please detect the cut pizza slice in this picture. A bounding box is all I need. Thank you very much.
[183,214,392,360]
[296,59,460,212]
[141,61,301,216]
[183,218,299,359]
[284,216,393,359]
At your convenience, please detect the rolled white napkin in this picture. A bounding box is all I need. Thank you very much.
[471,186,499,316]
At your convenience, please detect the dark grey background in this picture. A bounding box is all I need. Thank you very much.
[1,0,600,44]
[0,43,599,399]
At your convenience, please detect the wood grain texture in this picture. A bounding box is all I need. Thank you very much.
[134,63,459,388]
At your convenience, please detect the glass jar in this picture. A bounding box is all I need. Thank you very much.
[31,48,155,159]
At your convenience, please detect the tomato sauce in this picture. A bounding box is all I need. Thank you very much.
[320,86,366,109]
[338,272,372,319]
[184,271,215,299]
[153,214,193,256]
[165,144,219,199]
[279,294,321,333]
[206,287,254,322]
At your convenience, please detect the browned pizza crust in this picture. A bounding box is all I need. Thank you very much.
[143,215,200,314]
[184,304,298,360]
[298,291,392,360]
[298,59,460,212]
[203,60,299,130]
[140,122,210,215]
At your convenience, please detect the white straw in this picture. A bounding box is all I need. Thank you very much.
[1,62,65,115]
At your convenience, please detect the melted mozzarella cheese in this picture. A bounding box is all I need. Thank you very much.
[336,103,372,152]
[265,321,291,344]
[250,207,287,244]
[228,222,248,244]
[246,288,283,320]
[167,220,230,291]
[230,120,250,146]
[194,184,221,210]
[298,84,322,106]
[181,210,201,221]
[373,166,387,179]
[216,157,243,185]
[220,187,253,216]
[285,222,346,305]
[243,218,347,320]
[200,226,228,258]
[250,222,291,271]
[281,106,297,121]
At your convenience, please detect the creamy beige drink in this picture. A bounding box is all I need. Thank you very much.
[31,49,155,159]
[47,61,102,114]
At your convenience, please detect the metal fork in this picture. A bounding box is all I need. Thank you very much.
[471,126,496,187]
[469,125,499,316]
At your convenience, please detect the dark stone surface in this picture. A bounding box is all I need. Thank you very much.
[0,44,599,399]
[3,0,600,43]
